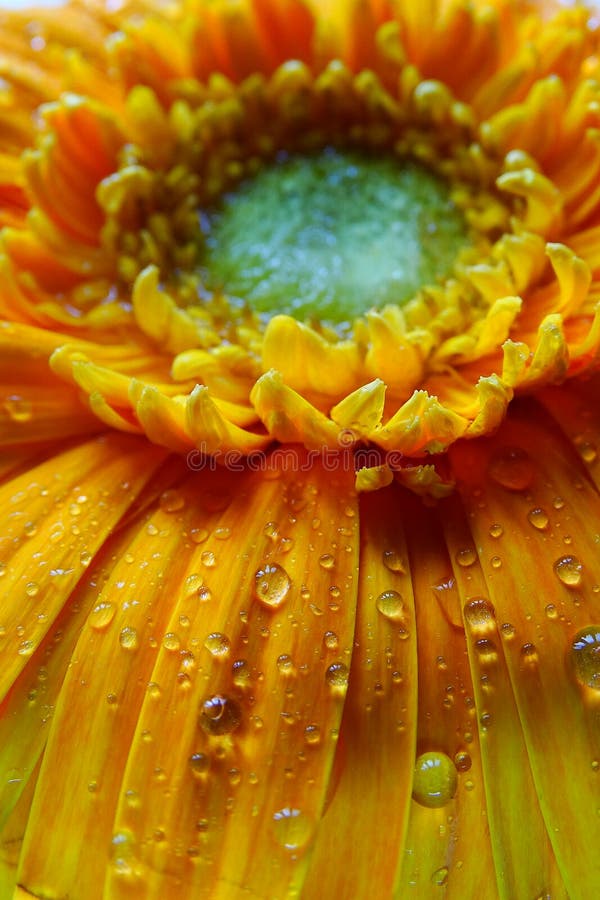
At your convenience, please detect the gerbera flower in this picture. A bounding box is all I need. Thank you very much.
[1,0,600,896]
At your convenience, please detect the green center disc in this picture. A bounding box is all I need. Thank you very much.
[199,148,469,324]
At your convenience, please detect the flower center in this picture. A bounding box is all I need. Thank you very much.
[199,148,469,324]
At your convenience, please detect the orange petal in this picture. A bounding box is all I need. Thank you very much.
[304,485,417,897]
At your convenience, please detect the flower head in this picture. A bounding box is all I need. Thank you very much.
[1,0,600,898]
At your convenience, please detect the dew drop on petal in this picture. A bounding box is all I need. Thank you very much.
[3,394,33,423]
[271,807,314,851]
[254,563,291,610]
[554,555,583,588]
[319,554,335,570]
[159,489,185,513]
[189,752,210,779]
[201,551,216,568]
[382,549,405,573]
[455,547,477,568]
[304,724,321,746]
[162,632,181,652]
[528,508,549,531]
[325,662,349,695]
[474,638,498,664]
[570,626,600,691]
[323,631,339,651]
[199,694,242,735]
[277,654,295,675]
[376,590,408,623]
[89,600,116,631]
[463,598,495,633]
[119,626,139,651]
[110,830,139,880]
[17,639,35,656]
[204,632,231,657]
[520,642,539,667]
[412,751,458,808]
[577,441,597,465]
[184,573,203,594]
[25,582,39,598]
[454,750,472,772]
[489,523,503,539]
[232,659,251,687]
[431,867,449,887]
[488,446,534,491]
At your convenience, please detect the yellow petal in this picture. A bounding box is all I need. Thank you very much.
[450,406,600,896]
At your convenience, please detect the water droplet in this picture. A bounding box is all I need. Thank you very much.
[119,626,139,651]
[184,573,203,594]
[189,752,210,778]
[577,441,597,464]
[110,830,139,879]
[17,639,35,656]
[89,600,116,631]
[376,589,408,623]
[198,586,212,603]
[159,489,185,513]
[4,394,33,422]
[454,750,472,772]
[25,582,39,598]
[319,554,335,570]
[276,653,295,675]
[214,527,231,541]
[201,551,216,568]
[455,547,477,568]
[528,508,549,531]
[500,622,515,640]
[488,446,534,491]
[199,694,242,735]
[489,523,503,539]
[263,521,279,542]
[254,563,291,610]
[80,550,92,567]
[232,659,251,687]
[382,549,405,573]
[490,556,502,569]
[271,807,313,851]
[325,662,349,695]
[323,631,339,650]
[228,767,241,786]
[570,625,600,691]
[412,751,458,808]
[554,555,583,588]
[474,638,498,664]
[545,603,558,620]
[520,642,539,666]
[431,866,449,886]
[204,632,231,657]
[190,528,209,544]
[464,598,495,633]
[304,724,321,746]
[162,632,181,652]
